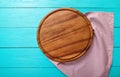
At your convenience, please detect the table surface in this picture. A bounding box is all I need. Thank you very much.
[0,0,120,77]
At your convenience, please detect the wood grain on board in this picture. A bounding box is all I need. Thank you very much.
[37,8,93,62]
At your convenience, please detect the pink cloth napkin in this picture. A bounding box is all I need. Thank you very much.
[50,12,114,77]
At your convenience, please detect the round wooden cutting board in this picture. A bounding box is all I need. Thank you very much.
[37,8,94,62]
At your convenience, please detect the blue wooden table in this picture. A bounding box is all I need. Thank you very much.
[0,0,120,77]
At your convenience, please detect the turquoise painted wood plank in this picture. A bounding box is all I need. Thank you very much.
[114,28,120,47]
[0,28,119,47]
[0,28,37,47]
[0,8,54,28]
[0,68,66,77]
[0,48,54,67]
[0,8,119,27]
[0,67,118,77]
[0,48,119,67]
[112,48,120,67]
[109,67,120,77]
[0,0,119,8]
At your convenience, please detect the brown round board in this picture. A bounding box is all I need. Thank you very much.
[37,8,94,62]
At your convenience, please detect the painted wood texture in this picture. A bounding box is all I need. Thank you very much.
[0,8,120,27]
[0,1,119,77]
[0,0,119,7]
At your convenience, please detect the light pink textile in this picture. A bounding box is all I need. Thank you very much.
[50,12,114,77]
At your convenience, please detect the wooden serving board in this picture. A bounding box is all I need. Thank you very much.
[37,8,94,62]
